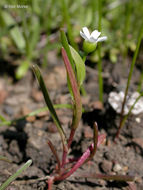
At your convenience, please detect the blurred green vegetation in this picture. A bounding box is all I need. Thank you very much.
[0,0,143,78]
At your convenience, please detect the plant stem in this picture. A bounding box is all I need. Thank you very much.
[73,173,134,181]
[47,140,61,173]
[85,122,98,163]
[47,177,54,190]
[97,0,103,102]
[61,128,76,167]
[56,134,105,181]
[115,23,143,140]
[56,144,94,181]
[80,54,87,96]
[121,92,143,129]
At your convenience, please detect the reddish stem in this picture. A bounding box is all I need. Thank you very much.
[56,144,94,181]
[55,134,105,181]
[61,129,76,167]
[47,177,54,190]
[47,140,61,173]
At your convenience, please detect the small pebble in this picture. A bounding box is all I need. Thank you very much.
[123,166,128,172]
[113,163,122,172]
[135,117,141,123]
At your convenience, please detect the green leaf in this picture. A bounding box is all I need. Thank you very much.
[16,60,30,79]
[0,160,32,190]
[62,48,82,130]
[60,29,75,98]
[60,29,75,71]
[32,65,67,147]
[70,45,86,86]
[1,11,25,50]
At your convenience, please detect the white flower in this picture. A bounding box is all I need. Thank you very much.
[80,27,107,43]
[108,91,143,115]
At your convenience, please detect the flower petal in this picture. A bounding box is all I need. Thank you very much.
[82,27,90,39]
[91,30,101,40]
[88,36,97,43]
[96,36,107,42]
[80,31,89,41]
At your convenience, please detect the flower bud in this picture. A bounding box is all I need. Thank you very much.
[83,41,97,54]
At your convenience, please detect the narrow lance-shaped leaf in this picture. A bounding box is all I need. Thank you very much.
[62,48,82,130]
[70,45,86,87]
[60,29,75,71]
[0,160,32,190]
[60,30,76,99]
[32,65,67,149]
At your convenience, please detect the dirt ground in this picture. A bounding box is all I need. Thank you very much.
[0,52,143,190]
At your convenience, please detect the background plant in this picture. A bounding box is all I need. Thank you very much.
[0,0,143,78]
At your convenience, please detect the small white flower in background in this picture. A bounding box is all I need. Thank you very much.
[108,91,143,115]
[80,27,107,43]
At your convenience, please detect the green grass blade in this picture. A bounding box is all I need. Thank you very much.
[0,160,32,190]
[0,104,73,127]
[32,65,67,147]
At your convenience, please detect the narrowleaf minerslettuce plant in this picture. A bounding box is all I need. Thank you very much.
[33,47,134,190]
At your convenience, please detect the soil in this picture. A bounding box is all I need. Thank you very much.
[0,53,143,190]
